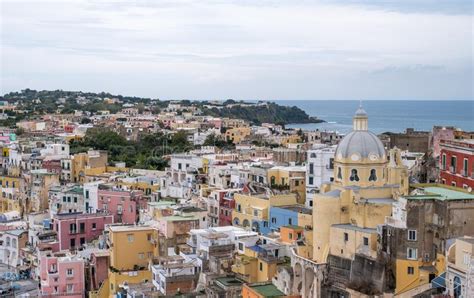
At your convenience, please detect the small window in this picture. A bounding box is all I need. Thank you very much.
[344,232,348,242]
[349,169,359,182]
[337,167,342,179]
[369,169,377,181]
[92,223,96,230]
[259,262,263,271]
[289,233,293,240]
[253,209,258,216]
[408,230,417,241]
[407,266,414,275]
[127,234,134,242]
[271,217,276,224]
[288,218,292,225]
[238,243,244,250]
[67,268,73,276]
[407,248,418,260]
[308,177,314,185]
[363,237,369,246]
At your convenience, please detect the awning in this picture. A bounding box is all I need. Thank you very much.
[431,272,446,289]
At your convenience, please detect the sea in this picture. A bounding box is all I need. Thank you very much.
[273,100,474,135]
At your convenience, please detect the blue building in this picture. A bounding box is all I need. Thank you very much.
[269,205,311,233]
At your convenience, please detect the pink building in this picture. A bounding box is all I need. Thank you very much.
[39,251,85,297]
[97,189,143,224]
[431,126,456,158]
[52,212,113,250]
[86,250,110,292]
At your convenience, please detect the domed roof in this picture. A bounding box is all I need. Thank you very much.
[335,130,385,160]
[354,107,367,116]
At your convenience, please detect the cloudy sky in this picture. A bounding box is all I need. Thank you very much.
[1,0,472,100]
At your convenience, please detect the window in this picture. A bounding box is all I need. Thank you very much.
[464,252,471,265]
[295,180,300,187]
[407,248,418,260]
[408,230,417,241]
[288,218,293,225]
[138,253,144,259]
[271,176,276,185]
[349,169,359,182]
[73,197,77,203]
[344,232,349,242]
[69,223,77,233]
[289,233,293,239]
[308,177,314,185]
[67,268,73,276]
[363,237,369,246]
[259,262,263,271]
[441,154,446,170]
[329,158,334,169]
[463,158,468,176]
[407,267,414,275]
[237,204,241,212]
[238,243,244,250]
[63,196,67,202]
[92,223,96,230]
[452,181,456,187]
[309,163,314,174]
[253,209,258,216]
[369,169,377,181]
[271,217,276,224]
[127,234,134,242]
[451,156,457,172]
[66,284,74,293]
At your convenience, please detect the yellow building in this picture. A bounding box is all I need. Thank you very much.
[267,166,306,203]
[0,175,22,213]
[72,150,108,183]
[232,246,280,283]
[312,107,408,263]
[225,127,251,144]
[103,225,159,297]
[232,192,298,233]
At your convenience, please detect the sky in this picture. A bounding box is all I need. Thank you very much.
[0,0,472,100]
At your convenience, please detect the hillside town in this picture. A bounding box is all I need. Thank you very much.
[0,93,472,298]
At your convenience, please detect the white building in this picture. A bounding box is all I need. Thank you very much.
[305,144,336,207]
[0,229,28,267]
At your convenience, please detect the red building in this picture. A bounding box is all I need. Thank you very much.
[42,159,62,175]
[439,139,474,190]
[52,212,114,251]
[219,193,236,226]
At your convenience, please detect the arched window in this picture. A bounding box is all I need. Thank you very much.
[310,153,316,158]
[337,167,342,180]
[350,169,360,182]
[369,169,377,181]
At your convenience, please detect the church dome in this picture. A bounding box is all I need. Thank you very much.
[335,106,386,162]
[335,130,385,160]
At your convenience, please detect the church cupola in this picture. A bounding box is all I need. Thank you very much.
[353,104,368,131]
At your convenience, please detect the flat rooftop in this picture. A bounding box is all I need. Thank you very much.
[407,185,474,201]
[274,204,312,215]
[108,225,154,232]
[247,283,285,297]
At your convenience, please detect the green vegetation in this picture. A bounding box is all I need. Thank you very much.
[202,133,235,150]
[201,102,323,125]
[70,128,193,169]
